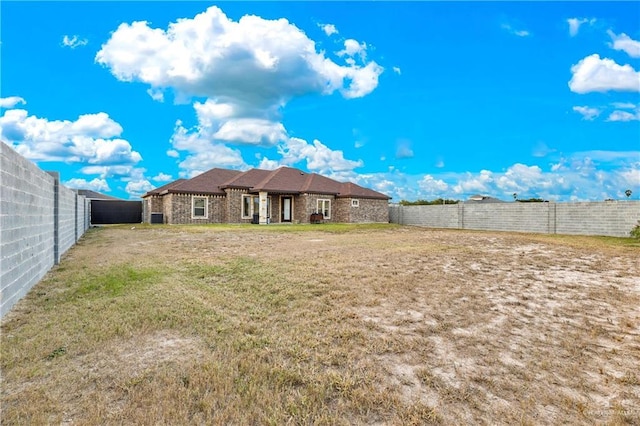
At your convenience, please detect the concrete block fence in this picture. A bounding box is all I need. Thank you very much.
[1,142,90,318]
[389,201,640,238]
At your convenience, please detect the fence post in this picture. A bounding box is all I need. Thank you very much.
[47,172,60,264]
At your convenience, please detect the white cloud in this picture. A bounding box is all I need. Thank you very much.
[607,30,640,58]
[125,179,154,198]
[96,6,383,102]
[611,102,637,109]
[418,175,449,197]
[271,137,363,175]
[96,6,384,176]
[320,23,338,36]
[62,35,88,49]
[501,23,530,37]
[337,39,367,60]
[395,139,414,159]
[213,119,287,146]
[167,149,179,158]
[568,54,640,93]
[572,105,601,120]
[147,88,164,102]
[65,178,110,192]
[607,109,640,122]
[152,172,173,182]
[392,66,401,75]
[79,165,139,179]
[0,108,141,165]
[567,18,595,37]
[0,96,26,108]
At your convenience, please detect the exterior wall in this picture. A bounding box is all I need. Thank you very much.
[298,194,336,223]
[225,189,253,224]
[143,195,164,223]
[390,201,640,238]
[166,193,226,224]
[335,198,389,223]
[1,142,89,318]
[58,184,78,257]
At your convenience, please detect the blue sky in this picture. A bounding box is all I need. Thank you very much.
[1,1,639,202]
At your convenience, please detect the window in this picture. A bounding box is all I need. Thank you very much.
[242,195,271,219]
[317,199,331,219]
[192,197,207,218]
[351,199,360,207]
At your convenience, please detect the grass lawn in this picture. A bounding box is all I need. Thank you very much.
[1,224,639,424]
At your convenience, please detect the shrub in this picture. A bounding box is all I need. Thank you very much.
[631,221,640,239]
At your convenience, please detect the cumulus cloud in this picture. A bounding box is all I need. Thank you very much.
[607,109,640,122]
[573,105,601,120]
[166,149,179,158]
[147,88,164,102]
[569,54,640,93]
[607,30,640,58]
[125,179,154,198]
[0,96,26,108]
[320,23,338,36]
[80,165,138,179]
[393,66,401,75]
[0,107,141,165]
[96,6,383,177]
[65,178,110,192]
[96,6,383,102]
[418,175,449,197]
[62,35,88,49]
[567,18,595,37]
[152,172,173,182]
[266,137,363,175]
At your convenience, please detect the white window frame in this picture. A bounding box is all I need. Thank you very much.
[192,196,208,219]
[317,198,331,219]
[351,199,360,207]
[241,194,272,219]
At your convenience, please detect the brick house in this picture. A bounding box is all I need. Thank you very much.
[142,166,391,225]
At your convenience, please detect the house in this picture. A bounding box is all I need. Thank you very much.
[142,166,391,225]
[466,194,505,203]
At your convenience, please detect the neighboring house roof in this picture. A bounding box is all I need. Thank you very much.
[75,190,123,200]
[466,194,504,203]
[143,166,390,200]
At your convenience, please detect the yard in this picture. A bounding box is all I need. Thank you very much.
[1,224,639,425]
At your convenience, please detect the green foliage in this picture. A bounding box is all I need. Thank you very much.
[630,221,640,239]
[516,198,547,203]
[399,198,459,206]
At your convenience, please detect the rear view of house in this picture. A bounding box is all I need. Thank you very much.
[142,166,390,225]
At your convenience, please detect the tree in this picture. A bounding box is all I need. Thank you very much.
[513,193,517,201]
[625,189,632,199]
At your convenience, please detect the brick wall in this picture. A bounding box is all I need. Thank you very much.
[390,201,640,237]
[165,193,226,224]
[335,198,389,223]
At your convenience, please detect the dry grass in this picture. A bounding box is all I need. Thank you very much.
[1,224,639,425]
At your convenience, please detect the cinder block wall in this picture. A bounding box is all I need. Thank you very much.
[390,201,640,238]
[1,142,89,317]
[58,183,78,259]
[1,143,55,317]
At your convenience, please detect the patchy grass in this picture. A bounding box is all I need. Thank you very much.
[2,225,639,424]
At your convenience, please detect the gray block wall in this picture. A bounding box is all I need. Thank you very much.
[1,142,89,318]
[390,201,640,238]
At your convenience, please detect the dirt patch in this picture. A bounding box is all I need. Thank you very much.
[2,225,639,424]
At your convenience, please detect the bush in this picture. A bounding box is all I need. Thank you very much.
[631,221,640,239]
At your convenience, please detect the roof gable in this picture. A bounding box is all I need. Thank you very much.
[142,179,187,197]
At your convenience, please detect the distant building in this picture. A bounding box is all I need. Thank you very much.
[466,194,505,203]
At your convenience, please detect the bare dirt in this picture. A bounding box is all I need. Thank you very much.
[3,224,639,424]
